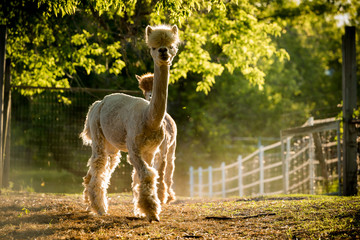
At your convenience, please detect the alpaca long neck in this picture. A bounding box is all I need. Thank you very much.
[146,64,169,129]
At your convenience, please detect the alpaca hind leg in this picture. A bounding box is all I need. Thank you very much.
[105,150,121,187]
[128,154,142,216]
[165,144,176,203]
[128,149,161,222]
[84,149,116,205]
[82,169,92,210]
[94,150,120,212]
[131,168,144,217]
[108,151,121,175]
[155,145,168,204]
[87,140,109,215]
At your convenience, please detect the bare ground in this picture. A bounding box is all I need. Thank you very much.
[0,191,359,239]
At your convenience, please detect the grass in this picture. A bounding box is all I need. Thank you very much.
[10,168,83,193]
[0,191,359,239]
[9,166,132,194]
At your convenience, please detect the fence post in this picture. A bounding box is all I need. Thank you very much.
[2,58,10,188]
[342,26,358,196]
[336,122,342,195]
[221,162,226,198]
[283,137,291,194]
[189,166,194,197]
[208,166,213,197]
[237,155,243,197]
[308,117,315,194]
[198,167,203,197]
[259,145,264,195]
[281,136,284,193]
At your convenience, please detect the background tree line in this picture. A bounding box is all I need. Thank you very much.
[1,0,359,191]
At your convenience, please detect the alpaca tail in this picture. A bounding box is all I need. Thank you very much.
[80,101,101,145]
[80,125,92,146]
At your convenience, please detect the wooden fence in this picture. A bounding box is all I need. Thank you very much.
[189,117,342,197]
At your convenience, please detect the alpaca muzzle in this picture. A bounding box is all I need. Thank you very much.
[158,47,169,60]
[160,54,169,61]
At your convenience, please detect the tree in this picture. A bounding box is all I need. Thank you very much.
[169,0,360,170]
[6,0,359,195]
[1,0,287,95]
[256,0,360,119]
[170,1,288,94]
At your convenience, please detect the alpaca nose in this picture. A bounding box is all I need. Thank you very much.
[158,48,168,53]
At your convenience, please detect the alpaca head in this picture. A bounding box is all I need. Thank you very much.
[145,25,179,66]
[136,73,154,101]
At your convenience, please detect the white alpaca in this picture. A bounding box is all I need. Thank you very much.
[136,73,177,203]
[80,25,180,222]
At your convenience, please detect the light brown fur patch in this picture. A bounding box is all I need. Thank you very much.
[137,73,154,94]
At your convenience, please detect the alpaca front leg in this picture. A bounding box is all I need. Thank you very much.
[138,166,161,222]
[128,151,161,222]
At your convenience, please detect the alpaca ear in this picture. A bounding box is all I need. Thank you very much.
[171,25,178,35]
[146,25,153,38]
[135,75,141,82]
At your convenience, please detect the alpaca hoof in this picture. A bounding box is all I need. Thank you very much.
[97,210,107,216]
[147,214,160,223]
[92,205,107,216]
[134,211,146,218]
[166,195,176,204]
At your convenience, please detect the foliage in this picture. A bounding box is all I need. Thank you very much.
[4,0,360,178]
[2,0,129,94]
[171,2,288,94]
[1,0,286,94]
[169,0,360,167]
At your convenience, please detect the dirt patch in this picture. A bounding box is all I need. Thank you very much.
[0,191,359,239]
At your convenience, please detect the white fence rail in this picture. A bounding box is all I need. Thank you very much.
[189,117,341,197]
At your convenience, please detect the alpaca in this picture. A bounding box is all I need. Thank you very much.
[136,73,177,203]
[80,25,180,222]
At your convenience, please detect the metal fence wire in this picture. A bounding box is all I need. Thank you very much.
[11,86,142,193]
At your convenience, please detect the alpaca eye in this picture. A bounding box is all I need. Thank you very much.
[152,48,156,51]
[169,46,173,49]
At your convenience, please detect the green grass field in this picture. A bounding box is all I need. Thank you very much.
[10,168,83,193]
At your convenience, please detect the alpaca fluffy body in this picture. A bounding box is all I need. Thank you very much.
[80,25,179,222]
[136,73,177,203]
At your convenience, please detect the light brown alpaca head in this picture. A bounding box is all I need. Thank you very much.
[136,73,154,101]
[145,25,180,66]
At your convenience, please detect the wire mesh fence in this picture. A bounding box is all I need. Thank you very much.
[281,117,341,195]
[11,86,142,193]
[284,123,341,194]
